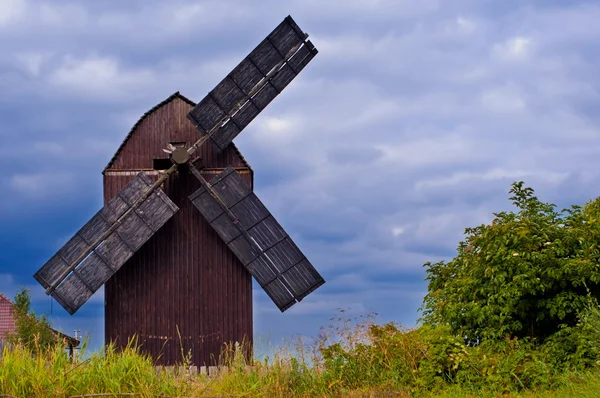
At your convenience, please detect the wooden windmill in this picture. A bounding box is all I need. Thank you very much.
[33,16,325,366]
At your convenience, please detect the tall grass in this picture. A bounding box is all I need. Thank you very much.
[3,311,600,397]
[0,336,184,397]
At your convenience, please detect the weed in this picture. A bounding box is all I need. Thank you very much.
[3,310,600,397]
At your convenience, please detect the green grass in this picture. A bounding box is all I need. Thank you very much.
[3,314,600,397]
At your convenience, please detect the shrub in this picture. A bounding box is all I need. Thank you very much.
[421,181,600,350]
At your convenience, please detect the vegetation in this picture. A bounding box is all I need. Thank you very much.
[4,181,600,397]
[0,340,182,397]
[422,182,600,346]
[6,287,58,352]
[3,313,600,397]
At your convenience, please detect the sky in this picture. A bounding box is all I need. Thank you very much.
[0,0,599,354]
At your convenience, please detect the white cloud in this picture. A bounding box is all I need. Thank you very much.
[252,116,302,146]
[296,0,440,21]
[95,1,253,43]
[0,0,89,31]
[376,135,477,167]
[49,55,155,101]
[316,33,397,64]
[10,171,74,197]
[493,36,532,60]
[415,169,569,191]
[264,117,295,134]
[481,85,527,113]
[0,0,25,26]
[391,226,405,237]
[414,213,458,241]
[14,51,51,76]
[528,3,600,44]
[455,16,476,34]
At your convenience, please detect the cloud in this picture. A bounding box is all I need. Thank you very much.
[415,169,569,191]
[1,0,600,353]
[10,171,75,197]
[493,36,533,60]
[0,0,25,26]
[95,1,254,43]
[14,51,52,76]
[480,84,527,112]
[455,16,477,34]
[252,115,303,145]
[391,226,405,237]
[49,55,155,101]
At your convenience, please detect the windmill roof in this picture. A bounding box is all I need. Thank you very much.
[103,91,251,173]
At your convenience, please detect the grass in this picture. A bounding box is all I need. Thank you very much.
[3,312,600,397]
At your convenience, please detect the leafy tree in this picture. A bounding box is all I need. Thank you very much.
[421,181,600,344]
[7,287,57,352]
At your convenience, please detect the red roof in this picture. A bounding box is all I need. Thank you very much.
[0,293,16,340]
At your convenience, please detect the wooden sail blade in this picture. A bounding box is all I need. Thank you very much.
[186,15,318,153]
[189,167,325,312]
[34,172,179,314]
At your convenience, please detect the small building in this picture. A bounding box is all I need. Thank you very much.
[0,293,15,341]
[0,293,80,357]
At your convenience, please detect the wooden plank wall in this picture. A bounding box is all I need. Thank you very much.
[104,96,253,367]
[109,97,249,171]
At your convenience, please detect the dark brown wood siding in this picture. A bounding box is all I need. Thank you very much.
[109,96,249,171]
[103,96,253,366]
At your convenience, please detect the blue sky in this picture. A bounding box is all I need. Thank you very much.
[1,0,599,353]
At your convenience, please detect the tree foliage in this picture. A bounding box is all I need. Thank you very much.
[6,287,57,352]
[421,181,600,344]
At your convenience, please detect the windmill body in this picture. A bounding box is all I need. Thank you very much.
[33,16,325,367]
[103,93,253,365]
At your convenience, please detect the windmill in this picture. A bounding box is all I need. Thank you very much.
[33,16,325,366]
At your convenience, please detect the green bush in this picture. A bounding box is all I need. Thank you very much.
[421,182,600,363]
[318,321,569,395]
[319,181,600,395]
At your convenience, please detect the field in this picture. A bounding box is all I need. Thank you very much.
[3,312,600,398]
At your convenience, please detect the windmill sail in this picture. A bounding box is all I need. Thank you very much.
[34,173,179,314]
[189,167,325,311]
[186,15,318,152]
[32,15,321,316]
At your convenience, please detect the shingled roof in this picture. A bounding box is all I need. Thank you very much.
[103,91,251,173]
[0,293,15,340]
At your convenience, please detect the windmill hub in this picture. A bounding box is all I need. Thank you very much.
[170,146,190,165]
